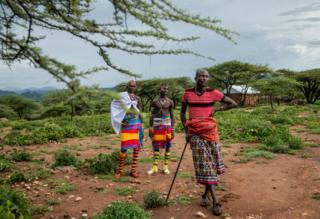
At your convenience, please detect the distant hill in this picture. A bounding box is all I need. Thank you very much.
[0,86,115,101]
[0,87,57,101]
[0,90,17,96]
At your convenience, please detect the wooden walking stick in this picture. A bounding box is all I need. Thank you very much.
[165,141,189,203]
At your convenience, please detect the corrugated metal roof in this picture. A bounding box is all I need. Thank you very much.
[223,85,260,94]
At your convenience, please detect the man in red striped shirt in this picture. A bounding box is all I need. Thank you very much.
[180,69,237,216]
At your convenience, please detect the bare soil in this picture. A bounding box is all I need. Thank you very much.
[2,127,320,219]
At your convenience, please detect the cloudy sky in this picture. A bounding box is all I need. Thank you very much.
[1,0,320,90]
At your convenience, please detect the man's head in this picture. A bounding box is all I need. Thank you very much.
[159,83,169,96]
[195,69,209,87]
[126,80,137,93]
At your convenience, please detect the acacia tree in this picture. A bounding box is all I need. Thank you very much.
[295,69,320,104]
[0,0,233,91]
[42,82,112,117]
[252,74,299,110]
[116,77,193,111]
[0,95,40,119]
[207,60,270,104]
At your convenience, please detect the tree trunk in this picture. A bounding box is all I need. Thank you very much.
[269,95,274,111]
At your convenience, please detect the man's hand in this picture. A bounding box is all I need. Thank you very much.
[171,130,175,140]
[149,128,153,139]
[185,132,191,143]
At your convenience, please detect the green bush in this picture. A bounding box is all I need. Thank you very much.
[143,191,166,209]
[42,123,64,141]
[85,153,116,175]
[288,136,303,150]
[53,149,78,167]
[0,104,18,120]
[0,186,31,218]
[10,149,33,162]
[63,124,83,138]
[85,151,131,175]
[0,157,12,172]
[242,119,273,140]
[8,171,29,183]
[3,114,113,146]
[94,201,151,219]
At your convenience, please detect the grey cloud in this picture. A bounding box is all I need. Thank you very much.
[287,17,320,22]
[279,2,320,16]
[308,40,320,45]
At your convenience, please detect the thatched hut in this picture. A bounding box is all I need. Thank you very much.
[224,85,259,107]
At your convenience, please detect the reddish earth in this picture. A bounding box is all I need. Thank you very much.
[2,127,320,219]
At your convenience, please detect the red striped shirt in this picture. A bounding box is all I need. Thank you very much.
[182,88,224,118]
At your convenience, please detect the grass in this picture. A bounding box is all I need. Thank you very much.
[113,176,131,183]
[63,144,84,151]
[242,149,275,160]
[88,144,112,149]
[312,193,320,200]
[31,205,50,215]
[32,167,51,179]
[304,142,320,148]
[39,148,54,154]
[139,157,153,163]
[97,174,131,183]
[174,195,194,205]
[300,153,313,159]
[177,172,193,179]
[215,185,226,191]
[139,152,180,164]
[47,179,75,194]
[47,199,61,206]
[54,182,74,194]
[114,186,137,196]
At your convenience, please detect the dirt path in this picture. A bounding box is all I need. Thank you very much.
[2,129,320,219]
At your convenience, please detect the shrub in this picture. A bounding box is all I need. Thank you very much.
[243,119,273,140]
[288,136,303,150]
[8,171,29,183]
[63,124,83,138]
[85,153,117,175]
[0,186,31,218]
[10,149,33,162]
[0,158,12,172]
[143,191,166,209]
[94,201,151,219]
[42,123,64,141]
[53,149,78,167]
[0,104,18,120]
[85,151,131,175]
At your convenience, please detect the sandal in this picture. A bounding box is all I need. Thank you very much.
[200,195,209,207]
[212,202,222,216]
